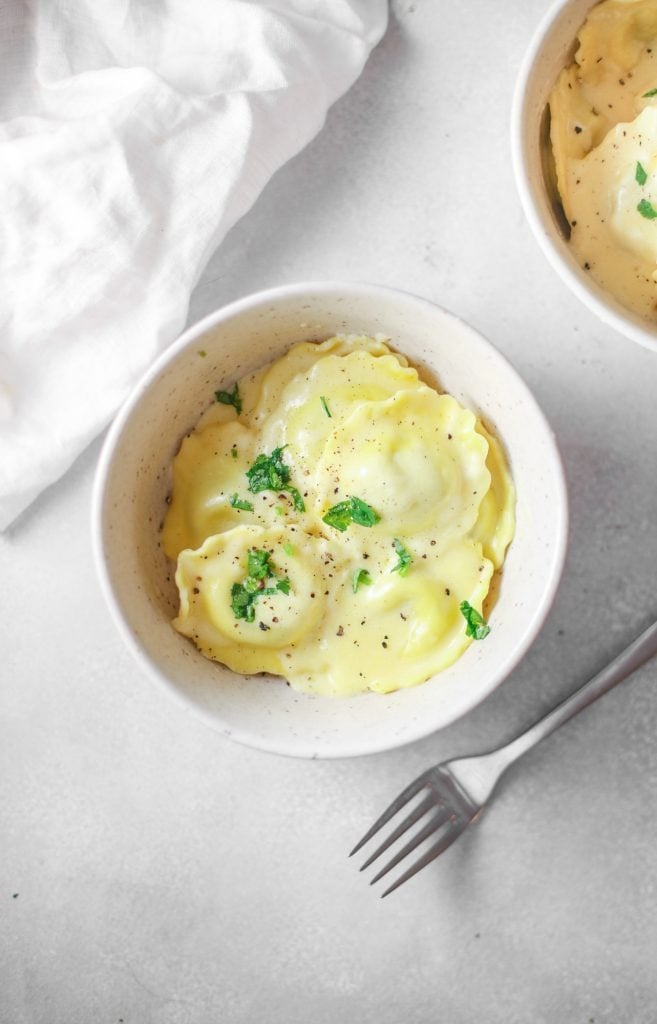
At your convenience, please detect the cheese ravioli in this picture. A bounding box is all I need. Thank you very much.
[162,336,515,697]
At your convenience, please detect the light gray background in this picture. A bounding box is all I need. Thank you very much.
[2,1,657,1021]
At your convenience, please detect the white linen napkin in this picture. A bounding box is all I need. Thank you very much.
[0,0,387,530]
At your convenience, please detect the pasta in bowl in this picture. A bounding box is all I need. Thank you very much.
[93,282,567,758]
[162,335,515,697]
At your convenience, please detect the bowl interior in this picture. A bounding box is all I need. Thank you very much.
[512,0,657,353]
[94,283,567,758]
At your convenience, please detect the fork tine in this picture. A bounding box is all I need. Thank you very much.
[379,818,470,898]
[369,807,456,886]
[349,769,433,858]
[359,793,441,871]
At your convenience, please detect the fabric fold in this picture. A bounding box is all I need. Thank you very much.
[0,0,387,529]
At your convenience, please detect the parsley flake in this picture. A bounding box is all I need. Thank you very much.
[349,496,380,527]
[320,395,332,418]
[282,542,295,556]
[352,568,372,593]
[214,382,242,414]
[638,198,657,219]
[459,601,491,640]
[287,487,306,512]
[247,548,273,580]
[231,582,257,622]
[246,446,288,491]
[231,446,238,460]
[391,538,412,576]
[644,88,657,97]
[229,493,253,512]
[636,161,648,186]
[230,548,291,622]
[245,446,306,512]
[323,496,380,532]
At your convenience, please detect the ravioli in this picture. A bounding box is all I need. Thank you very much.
[312,388,491,541]
[549,0,657,318]
[162,336,515,697]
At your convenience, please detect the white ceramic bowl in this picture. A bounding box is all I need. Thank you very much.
[512,0,657,354]
[92,281,568,759]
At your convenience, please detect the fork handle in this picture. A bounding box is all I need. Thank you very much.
[495,618,657,770]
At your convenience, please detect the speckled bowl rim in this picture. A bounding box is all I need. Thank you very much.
[92,280,569,758]
[511,0,657,355]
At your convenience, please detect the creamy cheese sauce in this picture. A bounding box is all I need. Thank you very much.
[549,0,657,318]
[162,336,515,697]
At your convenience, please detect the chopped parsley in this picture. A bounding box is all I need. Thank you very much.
[214,382,242,414]
[636,161,648,186]
[322,502,352,532]
[231,445,238,460]
[282,542,295,556]
[391,538,412,576]
[637,198,657,219]
[643,88,657,97]
[247,548,273,580]
[352,568,372,593]
[322,496,380,532]
[245,446,305,512]
[287,489,306,513]
[230,548,291,622]
[459,600,491,640]
[229,493,253,511]
[320,395,332,418]
[231,582,258,622]
[246,446,288,491]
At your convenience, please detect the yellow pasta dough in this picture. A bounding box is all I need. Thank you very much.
[162,336,515,697]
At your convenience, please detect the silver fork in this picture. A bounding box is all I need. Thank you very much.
[351,619,657,897]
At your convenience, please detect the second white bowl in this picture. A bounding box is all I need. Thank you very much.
[512,0,657,354]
